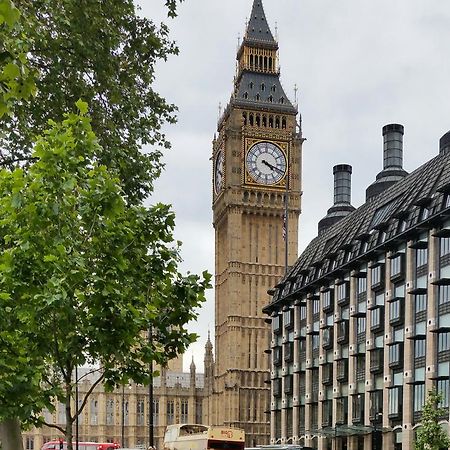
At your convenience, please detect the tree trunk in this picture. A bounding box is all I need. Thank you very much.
[0,418,24,450]
[65,378,73,450]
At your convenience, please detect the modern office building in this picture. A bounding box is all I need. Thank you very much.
[209,0,302,445]
[264,126,450,450]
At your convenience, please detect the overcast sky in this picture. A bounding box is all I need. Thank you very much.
[136,0,450,371]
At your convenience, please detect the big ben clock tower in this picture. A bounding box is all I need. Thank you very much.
[208,0,303,445]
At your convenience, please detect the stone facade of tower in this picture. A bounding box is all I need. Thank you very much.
[209,0,303,445]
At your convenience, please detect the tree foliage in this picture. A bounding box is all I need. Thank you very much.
[0,103,210,448]
[0,0,36,117]
[415,389,450,450]
[0,1,211,448]
[1,0,184,203]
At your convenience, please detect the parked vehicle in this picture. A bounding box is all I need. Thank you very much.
[164,424,245,450]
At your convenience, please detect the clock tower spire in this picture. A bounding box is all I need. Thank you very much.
[209,0,303,445]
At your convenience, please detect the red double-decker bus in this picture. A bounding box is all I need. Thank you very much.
[41,441,120,450]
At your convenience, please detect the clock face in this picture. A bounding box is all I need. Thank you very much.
[214,150,224,194]
[246,141,287,185]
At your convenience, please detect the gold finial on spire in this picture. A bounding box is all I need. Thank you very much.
[218,102,222,121]
[294,84,298,107]
[275,21,279,42]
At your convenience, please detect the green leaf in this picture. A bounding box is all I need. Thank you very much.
[2,62,20,79]
[43,255,58,262]
[75,99,88,115]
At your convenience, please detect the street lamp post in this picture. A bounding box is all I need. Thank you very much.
[148,325,154,449]
[75,366,79,450]
[121,384,125,446]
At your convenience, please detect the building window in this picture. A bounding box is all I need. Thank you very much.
[371,265,384,289]
[415,339,426,358]
[420,207,430,221]
[416,248,428,268]
[313,298,320,315]
[439,285,450,305]
[322,399,332,427]
[415,294,427,313]
[106,398,114,425]
[167,400,175,425]
[312,334,320,350]
[398,219,407,233]
[273,346,282,365]
[370,307,383,331]
[181,399,188,423]
[438,332,450,352]
[352,395,364,424]
[438,379,450,408]
[357,277,367,294]
[152,399,159,426]
[283,308,294,329]
[337,320,349,344]
[90,399,98,425]
[273,378,282,397]
[26,437,34,450]
[357,316,366,335]
[337,282,350,305]
[322,290,333,311]
[391,255,403,278]
[137,399,145,426]
[370,390,383,420]
[284,341,294,362]
[389,343,403,368]
[388,387,402,418]
[389,299,403,325]
[440,238,450,257]
[414,384,425,412]
[272,315,281,334]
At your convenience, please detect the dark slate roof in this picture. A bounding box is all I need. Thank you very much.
[245,0,277,46]
[234,71,296,114]
[264,147,450,312]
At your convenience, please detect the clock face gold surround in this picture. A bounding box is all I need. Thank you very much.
[214,150,224,194]
[245,140,287,186]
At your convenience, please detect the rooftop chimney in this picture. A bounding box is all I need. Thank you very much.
[318,164,355,234]
[366,124,408,201]
[440,131,450,154]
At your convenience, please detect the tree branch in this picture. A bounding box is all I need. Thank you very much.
[74,372,106,421]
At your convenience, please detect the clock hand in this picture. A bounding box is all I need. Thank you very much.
[262,159,284,175]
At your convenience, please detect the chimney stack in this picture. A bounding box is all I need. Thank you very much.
[333,164,353,206]
[318,164,355,234]
[440,131,450,154]
[383,123,404,170]
[366,124,408,201]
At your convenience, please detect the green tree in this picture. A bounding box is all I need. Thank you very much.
[0,0,36,117]
[415,389,450,450]
[2,0,183,204]
[0,102,210,450]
